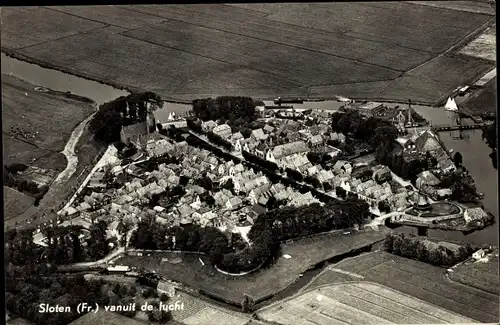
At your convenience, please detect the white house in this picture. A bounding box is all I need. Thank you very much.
[472,249,486,260]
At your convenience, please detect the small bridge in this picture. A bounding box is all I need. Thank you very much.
[431,123,485,132]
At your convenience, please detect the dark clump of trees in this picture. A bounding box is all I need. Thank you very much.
[3,166,49,201]
[5,163,29,174]
[440,173,479,202]
[207,131,233,151]
[242,150,279,172]
[5,228,137,325]
[192,96,257,128]
[331,111,399,166]
[285,167,303,182]
[89,92,162,144]
[482,120,497,169]
[186,118,203,134]
[383,233,473,266]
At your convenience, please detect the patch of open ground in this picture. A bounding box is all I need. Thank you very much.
[459,23,496,61]
[3,186,35,221]
[256,282,477,324]
[115,230,385,305]
[2,74,95,167]
[1,4,494,103]
[450,255,499,295]
[461,77,497,115]
[305,251,499,323]
[406,1,496,15]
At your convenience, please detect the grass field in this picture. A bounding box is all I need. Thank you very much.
[2,75,102,227]
[3,186,35,221]
[461,77,497,114]
[115,230,385,305]
[459,23,496,61]
[1,3,494,104]
[305,251,499,323]
[450,255,499,295]
[257,282,476,324]
[2,74,95,168]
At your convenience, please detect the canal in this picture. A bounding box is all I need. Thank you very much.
[2,53,497,246]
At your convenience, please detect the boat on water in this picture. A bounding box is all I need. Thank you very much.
[444,97,458,111]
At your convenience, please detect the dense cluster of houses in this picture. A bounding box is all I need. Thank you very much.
[65,136,323,238]
[61,106,470,242]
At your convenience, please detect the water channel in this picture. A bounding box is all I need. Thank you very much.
[2,53,497,246]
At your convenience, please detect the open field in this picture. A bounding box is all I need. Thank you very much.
[2,137,67,171]
[459,23,496,61]
[257,282,477,324]
[461,77,497,115]
[115,230,385,305]
[2,74,95,167]
[1,3,494,104]
[450,255,499,295]
[407,1,496,15]
[3,186,35,221]
[2,74,98,224]
[305,251,499,323]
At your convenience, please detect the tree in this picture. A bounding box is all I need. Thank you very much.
[453,152,463,167]
[160,293,169,302]
[384,234,394,253]
[416,242,429,262]
[392,234,404,255]
[428,249,442,266]
[241,294,255,312]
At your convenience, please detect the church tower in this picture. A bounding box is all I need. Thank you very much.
[146,101,157,134]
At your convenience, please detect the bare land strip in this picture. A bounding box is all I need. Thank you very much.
[0,3,494,104]
[406,1,496,15]
[3,186,35,221]
[256,282,476,324]
[115,230,385,305]
[450,255,499,295]
[304,251,499,323]
[461,77,497,115]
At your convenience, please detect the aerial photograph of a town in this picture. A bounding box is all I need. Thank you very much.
[1,2,498,325]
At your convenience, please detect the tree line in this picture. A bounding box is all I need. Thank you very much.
[3,165,49,204]
[192,96,257,128]
[383,233,473,266]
